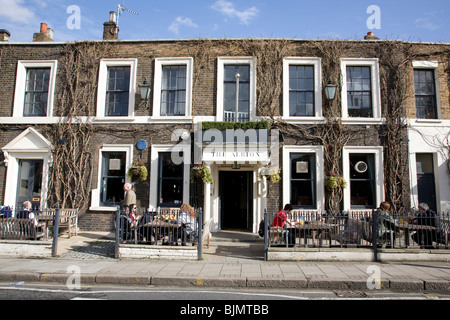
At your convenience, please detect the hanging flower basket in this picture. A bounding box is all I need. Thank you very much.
[325,171,347,190]
[127,161,148,182]
[190,164,214,184]
[259,165,281,184]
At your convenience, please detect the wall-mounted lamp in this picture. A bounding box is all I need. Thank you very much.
[324,80,338,101]
[139,78,151,100]
[232,162,241,170]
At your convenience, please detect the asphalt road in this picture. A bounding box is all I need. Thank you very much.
[2,282,450,301]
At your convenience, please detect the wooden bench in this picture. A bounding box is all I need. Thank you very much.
[59,209,79,238]
[38,209,79,238]
[0,218,44,240]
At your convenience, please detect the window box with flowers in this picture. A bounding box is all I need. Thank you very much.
[127,161,148,182]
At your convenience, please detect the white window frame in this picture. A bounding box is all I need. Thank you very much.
[216,57,257,122]
[96,59,138,119]
[341,58,382,123]
[90,144,134,212]
[342,146,384,211]
[412,60,441,121]
[13,60,58,118]
[152,57,193,120]
[283,57,323,120]
[149,144,191,211]
[282,145,325,212]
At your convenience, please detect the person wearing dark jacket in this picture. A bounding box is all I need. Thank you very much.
[411,203,438,249]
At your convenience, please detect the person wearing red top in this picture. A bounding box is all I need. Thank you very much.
[272,204,297,247]
[272,209,287,227]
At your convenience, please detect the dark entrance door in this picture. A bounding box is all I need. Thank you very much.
[219,171,253,231]
[16,159,43,210]
[416,154,437,212]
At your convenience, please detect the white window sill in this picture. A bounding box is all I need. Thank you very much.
[341,117,385,125]
[150,116,193,123]
[413,118,442,124]
[89,206,119,212]
[94,117,136,122]
[281,116,326,123]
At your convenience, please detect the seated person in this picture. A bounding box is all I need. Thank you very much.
[272,204,297,248]
[174,203,197,246]
[375,202,398,245]
[411,203,438,249]
[126,205,139,228]
[16,201,39,226]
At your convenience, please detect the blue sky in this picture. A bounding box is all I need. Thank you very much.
[1,0,449,43]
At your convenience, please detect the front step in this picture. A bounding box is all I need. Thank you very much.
[210,231,263,243]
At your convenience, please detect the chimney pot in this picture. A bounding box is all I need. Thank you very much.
[47,28,54,40]
[109,11,117,23]
[40,22,48,34]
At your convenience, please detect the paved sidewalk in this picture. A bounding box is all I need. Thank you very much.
[0,231,449,293]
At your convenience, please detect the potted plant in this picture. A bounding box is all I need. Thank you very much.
[127,161,148,182]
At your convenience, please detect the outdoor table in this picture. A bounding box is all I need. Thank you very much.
[393,223,438,247]
[143,220,183,244]
[291,221,339,247]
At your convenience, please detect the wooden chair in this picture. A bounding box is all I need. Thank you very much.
[269,227,289,247]
[59,209,79,238]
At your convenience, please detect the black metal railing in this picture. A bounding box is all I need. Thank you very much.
[263,209,450,260]
[115,207,204,260]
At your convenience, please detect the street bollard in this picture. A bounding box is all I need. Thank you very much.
[115,206,120,259]
[372,209,378,262]
[198,208,203,261]
[52,205,60,257]
[264,209,268,261]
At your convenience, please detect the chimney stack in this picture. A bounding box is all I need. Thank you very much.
[0,29,11,42]
[364,31,379,40]
[33,22,54,42]
[103,11,119,40]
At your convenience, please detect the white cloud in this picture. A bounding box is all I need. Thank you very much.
[169,16,198,34]
[211,0,258,25]
[0,0,37,24]
[415,11,442,31]
[31,0,47,8]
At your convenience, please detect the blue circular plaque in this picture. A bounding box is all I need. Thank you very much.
[136,140,147,151]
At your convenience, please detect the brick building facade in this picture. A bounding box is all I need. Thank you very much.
[0,20,449,232]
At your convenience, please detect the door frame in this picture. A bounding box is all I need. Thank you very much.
[2,128,52,209]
